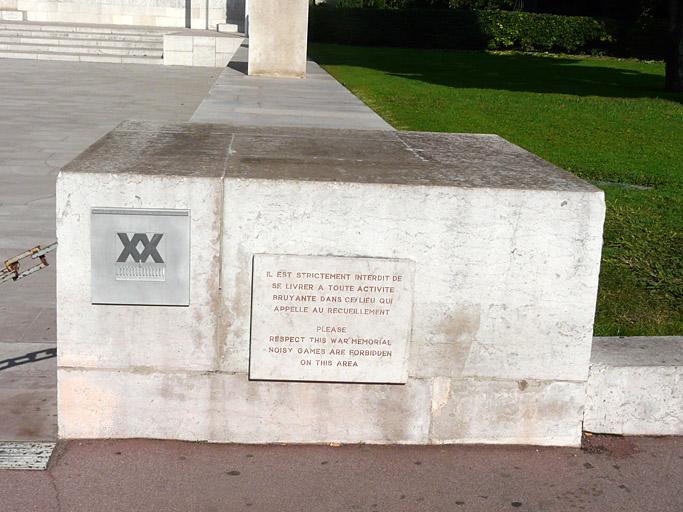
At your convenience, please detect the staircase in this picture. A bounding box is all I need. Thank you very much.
[0,20,168,64]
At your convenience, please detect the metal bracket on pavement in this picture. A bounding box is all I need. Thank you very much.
[1,242,57,285]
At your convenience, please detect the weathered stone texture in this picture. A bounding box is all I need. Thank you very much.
[17,0,228,28]
[248,0,309,77]
[59,369,432,443]
[57,122,605,446]
[584,337,683,435]
[56,172,222,371]
[429,377,586,446]
[163,32,244,68]
[220,179,603,385]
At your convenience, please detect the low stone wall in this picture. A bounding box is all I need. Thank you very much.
[16,0,227,28]
[585,337,683,435]
[56,121,605,446]
[163,30,243,66]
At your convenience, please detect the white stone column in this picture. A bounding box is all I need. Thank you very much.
[248,0,309,78]
[190,0,226,29]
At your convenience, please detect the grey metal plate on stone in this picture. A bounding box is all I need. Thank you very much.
[249,254,415,384]
[0,442,55,470]
[91,208,190,306]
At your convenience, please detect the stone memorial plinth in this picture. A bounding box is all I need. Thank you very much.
[57,121,605,446]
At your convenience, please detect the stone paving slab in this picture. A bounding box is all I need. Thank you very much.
[0,442,55,470]
[585,337,683,436]
[0,342,57,441]
[190,43,394,130]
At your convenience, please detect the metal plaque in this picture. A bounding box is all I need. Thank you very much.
[91,208,190,306]
[249,254,415,383]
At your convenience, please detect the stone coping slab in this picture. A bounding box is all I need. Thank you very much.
[585,336,683,435]
[590,336,683,367]
[61,120,599,192]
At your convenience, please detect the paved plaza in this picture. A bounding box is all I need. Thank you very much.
[191,44,393,129]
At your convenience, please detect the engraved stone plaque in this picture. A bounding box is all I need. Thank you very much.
[90,208,190,306]
[249,254,415,383]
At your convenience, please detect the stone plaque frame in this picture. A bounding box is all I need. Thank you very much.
[90,207,190,306]
[249,254,415,384]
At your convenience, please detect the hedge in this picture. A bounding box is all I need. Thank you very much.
[308,6,667,59]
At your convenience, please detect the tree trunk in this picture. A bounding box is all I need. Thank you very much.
[665,0,683,92]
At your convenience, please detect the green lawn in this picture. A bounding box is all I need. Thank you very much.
[310,44,683,336]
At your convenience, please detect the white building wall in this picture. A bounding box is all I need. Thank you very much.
[16,0,229,28]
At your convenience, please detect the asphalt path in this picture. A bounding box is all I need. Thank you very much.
[1,435,681,512]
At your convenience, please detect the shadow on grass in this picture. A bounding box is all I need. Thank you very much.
[309,44,683,105]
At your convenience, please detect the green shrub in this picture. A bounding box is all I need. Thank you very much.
[477,10,614,53]
[335,0,450,7]
[308,6,666,59]
[449,0,517,9]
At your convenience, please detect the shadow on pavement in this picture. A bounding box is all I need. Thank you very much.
[0,348,56,372]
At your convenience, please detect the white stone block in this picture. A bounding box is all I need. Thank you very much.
[217,23,239,33]
[16,0,187,26]
[56,171,223,372]
[192,44,216,67]
[220,179,604,383]
[163,49,193,67]
[248,0,309,77]
[163,34,243,67]
[57,122,605,446]
[59,369,432,443]
[215,35,241,54]
[584,337,683,435]
[193,36,216,47]
[430,377,586,446]
[163,34,193,53]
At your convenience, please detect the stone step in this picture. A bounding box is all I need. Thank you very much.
[0,27,164,42]
[0,10,26,21]
[584,336,683,436]
[217,23,239,34]
[0,49,163,64]
[0,20,170,36]
[0,34,163,48]
[0,20,166,65]
[0,41,162,57]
